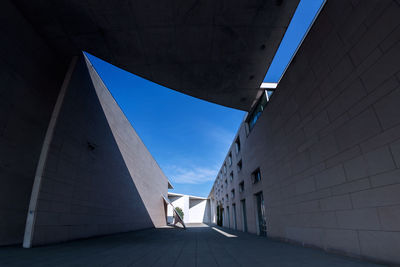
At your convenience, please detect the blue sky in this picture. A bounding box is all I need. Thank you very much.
[86,0,325,198]
[87,53,245,197]
[264,0,325,83]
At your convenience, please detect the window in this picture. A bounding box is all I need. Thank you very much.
[239,181,244,193]
[225,179,228,186]
[235,137,241,154]
[232,203,237,230]
[226,194,228,202]
[228,152,232,166]
[230,172,233,182]
[241,199,248,232]
[247,91,268,132]
[255,191,266,236]
[226,206,230,228]
[223,164,227,174]
[267,90,274,100]
[252,168,261,184]
[237,159,242,172]
[231,189,235,199]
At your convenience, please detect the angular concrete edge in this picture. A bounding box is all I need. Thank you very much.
[83,53,169,227]
[23,57,78,248]
[21,54,169,247]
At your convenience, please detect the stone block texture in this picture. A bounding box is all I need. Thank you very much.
[211,0,400,264]
[31,55,168,246]
[0,0,68,245]
[0,0,170,245]
[85,55,169,228]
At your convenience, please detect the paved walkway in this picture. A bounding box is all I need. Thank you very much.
[0,224,385,267]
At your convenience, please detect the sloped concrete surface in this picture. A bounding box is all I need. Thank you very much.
[85,54,169,227]
[30,55,167,246]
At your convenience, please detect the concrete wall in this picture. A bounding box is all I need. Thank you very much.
[189,199,208,223]
[0,0,67,245]
[168,195,189,223]
[31,55,168,245]
[211,0,400,264]
[85,55,169,228]
[167,194,209,224]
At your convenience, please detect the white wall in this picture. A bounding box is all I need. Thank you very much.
[189,199,207,223]
[168,195,189,223]
[167,194,210,224]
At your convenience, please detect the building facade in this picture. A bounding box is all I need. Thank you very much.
[167,193,211,224]
[1,53,170,247]
[0,0,297,246]
[209,0,400,264]
[1,0,400,265]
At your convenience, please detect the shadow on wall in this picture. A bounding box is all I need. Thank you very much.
[202,199,211,224]
[30,55,159,246]
[189,199,204,209]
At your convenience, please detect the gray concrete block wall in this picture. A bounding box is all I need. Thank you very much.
[31,55,168,245]
[85,55,169,228]
[0,0,67,245]
[211,0,400,264]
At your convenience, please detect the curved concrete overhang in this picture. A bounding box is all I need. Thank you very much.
[13,0,299,111]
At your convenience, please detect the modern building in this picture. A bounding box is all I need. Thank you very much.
[0,0,400,265]
[209,0,400,262]
[167,193,211,225]
[24,54,170,248]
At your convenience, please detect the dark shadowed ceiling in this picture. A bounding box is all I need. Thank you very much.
[14,0,299,110]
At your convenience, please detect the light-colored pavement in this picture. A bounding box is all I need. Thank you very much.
[0,224,385,267]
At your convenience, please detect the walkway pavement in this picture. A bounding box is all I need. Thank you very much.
[0,224,385,267]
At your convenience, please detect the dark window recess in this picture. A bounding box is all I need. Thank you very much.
[241,199,248,232]
[239,181,244,193]
[230,172,233,182]
[235,137,241,154]
[252,168,262,184]
[226,194,229,202]
[237,160,242,172]
[231,189,235,199]
[247,91,269,131]
[255,191,267,236]
[267,90,274,99]
[228,153,232,166]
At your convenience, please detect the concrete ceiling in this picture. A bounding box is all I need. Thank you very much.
[14,0,299,111]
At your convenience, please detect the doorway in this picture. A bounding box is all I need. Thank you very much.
[217,204,223,226]
[241,199,247,232]
[255,192,267,236]
[221,206,224,227]
[232,204,237,230]
[226,206,230,228]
